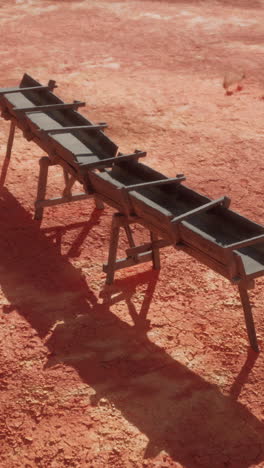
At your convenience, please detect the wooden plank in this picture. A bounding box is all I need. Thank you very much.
[171,196,231,224]
[35,193,90,208]
[0,121,16,187]
[39,123,108,134]
[126,239,171,256]
[0,84,57,95]
[103,251,153,273]
[120,174,186,191]
[78,151,146,170]
[129,191,174,218]
[14,101,85,113]
[34,156,50,220]
[151,231,161,270]
[176,241,231,279]
[105,215,121,285]
[225,234,264,251]
[178,222,228,264]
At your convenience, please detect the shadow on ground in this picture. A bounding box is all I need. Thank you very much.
[149,0,262,8]
[0,188,264,468]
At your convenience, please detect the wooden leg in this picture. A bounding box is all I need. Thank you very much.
[62,168,70,197]
[0,121,16,187]
[34,156,50,220]
[62,170,75,198]
[124,223,139,264]
[238,282,259,352]
[124,225,135,248]
[94,197,104,210]
[63,167,104,210]
[150,232,160,270]
[105,214,121,285]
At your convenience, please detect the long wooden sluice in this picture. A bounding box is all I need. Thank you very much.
[0,74,263,352]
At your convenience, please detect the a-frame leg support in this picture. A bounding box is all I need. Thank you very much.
[0,121,16,187]
[34,156,104,220]
[238,281,259,352]
[104,213,170,284]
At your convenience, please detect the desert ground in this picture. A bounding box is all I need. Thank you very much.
[0,0,264,467]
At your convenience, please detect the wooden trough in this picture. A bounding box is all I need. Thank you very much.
[0,74,263,352]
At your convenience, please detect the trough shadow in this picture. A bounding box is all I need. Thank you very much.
[148,0,262,8]
[0,188,264,468]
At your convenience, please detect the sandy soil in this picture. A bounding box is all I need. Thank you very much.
[0,0,264,467]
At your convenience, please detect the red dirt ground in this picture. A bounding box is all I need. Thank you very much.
[0,0,264,467]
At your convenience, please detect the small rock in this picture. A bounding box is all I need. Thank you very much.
[99,398,108,406]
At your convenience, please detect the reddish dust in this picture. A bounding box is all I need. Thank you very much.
[0,1,264,467]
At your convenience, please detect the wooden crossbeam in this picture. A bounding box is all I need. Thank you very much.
[13,101,85,113]
[103,251,153,273]
[120,174,186,192]
[35,193,89,208]
[171,196,231,224]
[39,123,108,135]
[0,82,57,95]
[126,239,171,256]
[78,151,146,170]
[104,212,162,284]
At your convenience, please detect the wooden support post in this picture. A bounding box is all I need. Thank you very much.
[62,169,75,197]
[94,197,104,210]
[105,214,121,285]
[0,121,16,187]
[34,156,50,220]
[104,214,165,284]
[124,224,135,249]
[150,232,161,270]
[34,159,104,219]
[238,282,259,352]
[124,223,139,264]
[62,169,104,208]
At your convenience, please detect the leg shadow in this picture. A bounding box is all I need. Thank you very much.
[41,208,103,257]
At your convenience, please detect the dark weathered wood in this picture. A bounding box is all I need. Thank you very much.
[103,252,153,273]
[104,213,166,283]
[62,170,75,197]
[40,124,108,134]
[105,215,121,284]
[130,191,174,218]
[238,282,259,352]
[0,120,16,187]
[175,241,230,279]
[34,157,50,220]
[225,234,264,251]
[78,151,146,170]
[124,224,136,249]
[171,196,231,224]
[124,224,139,263]
[5,121,15,160]
[35,193,91,208]
[33,157,101,217]
[120,174,186,191]
[151,232,160,270]
[178,222,231,265]
[94,197,104,210]
[128,192,175,241]
[0,84,57,95]
[126,239,171,256]
[14,101,85,113]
